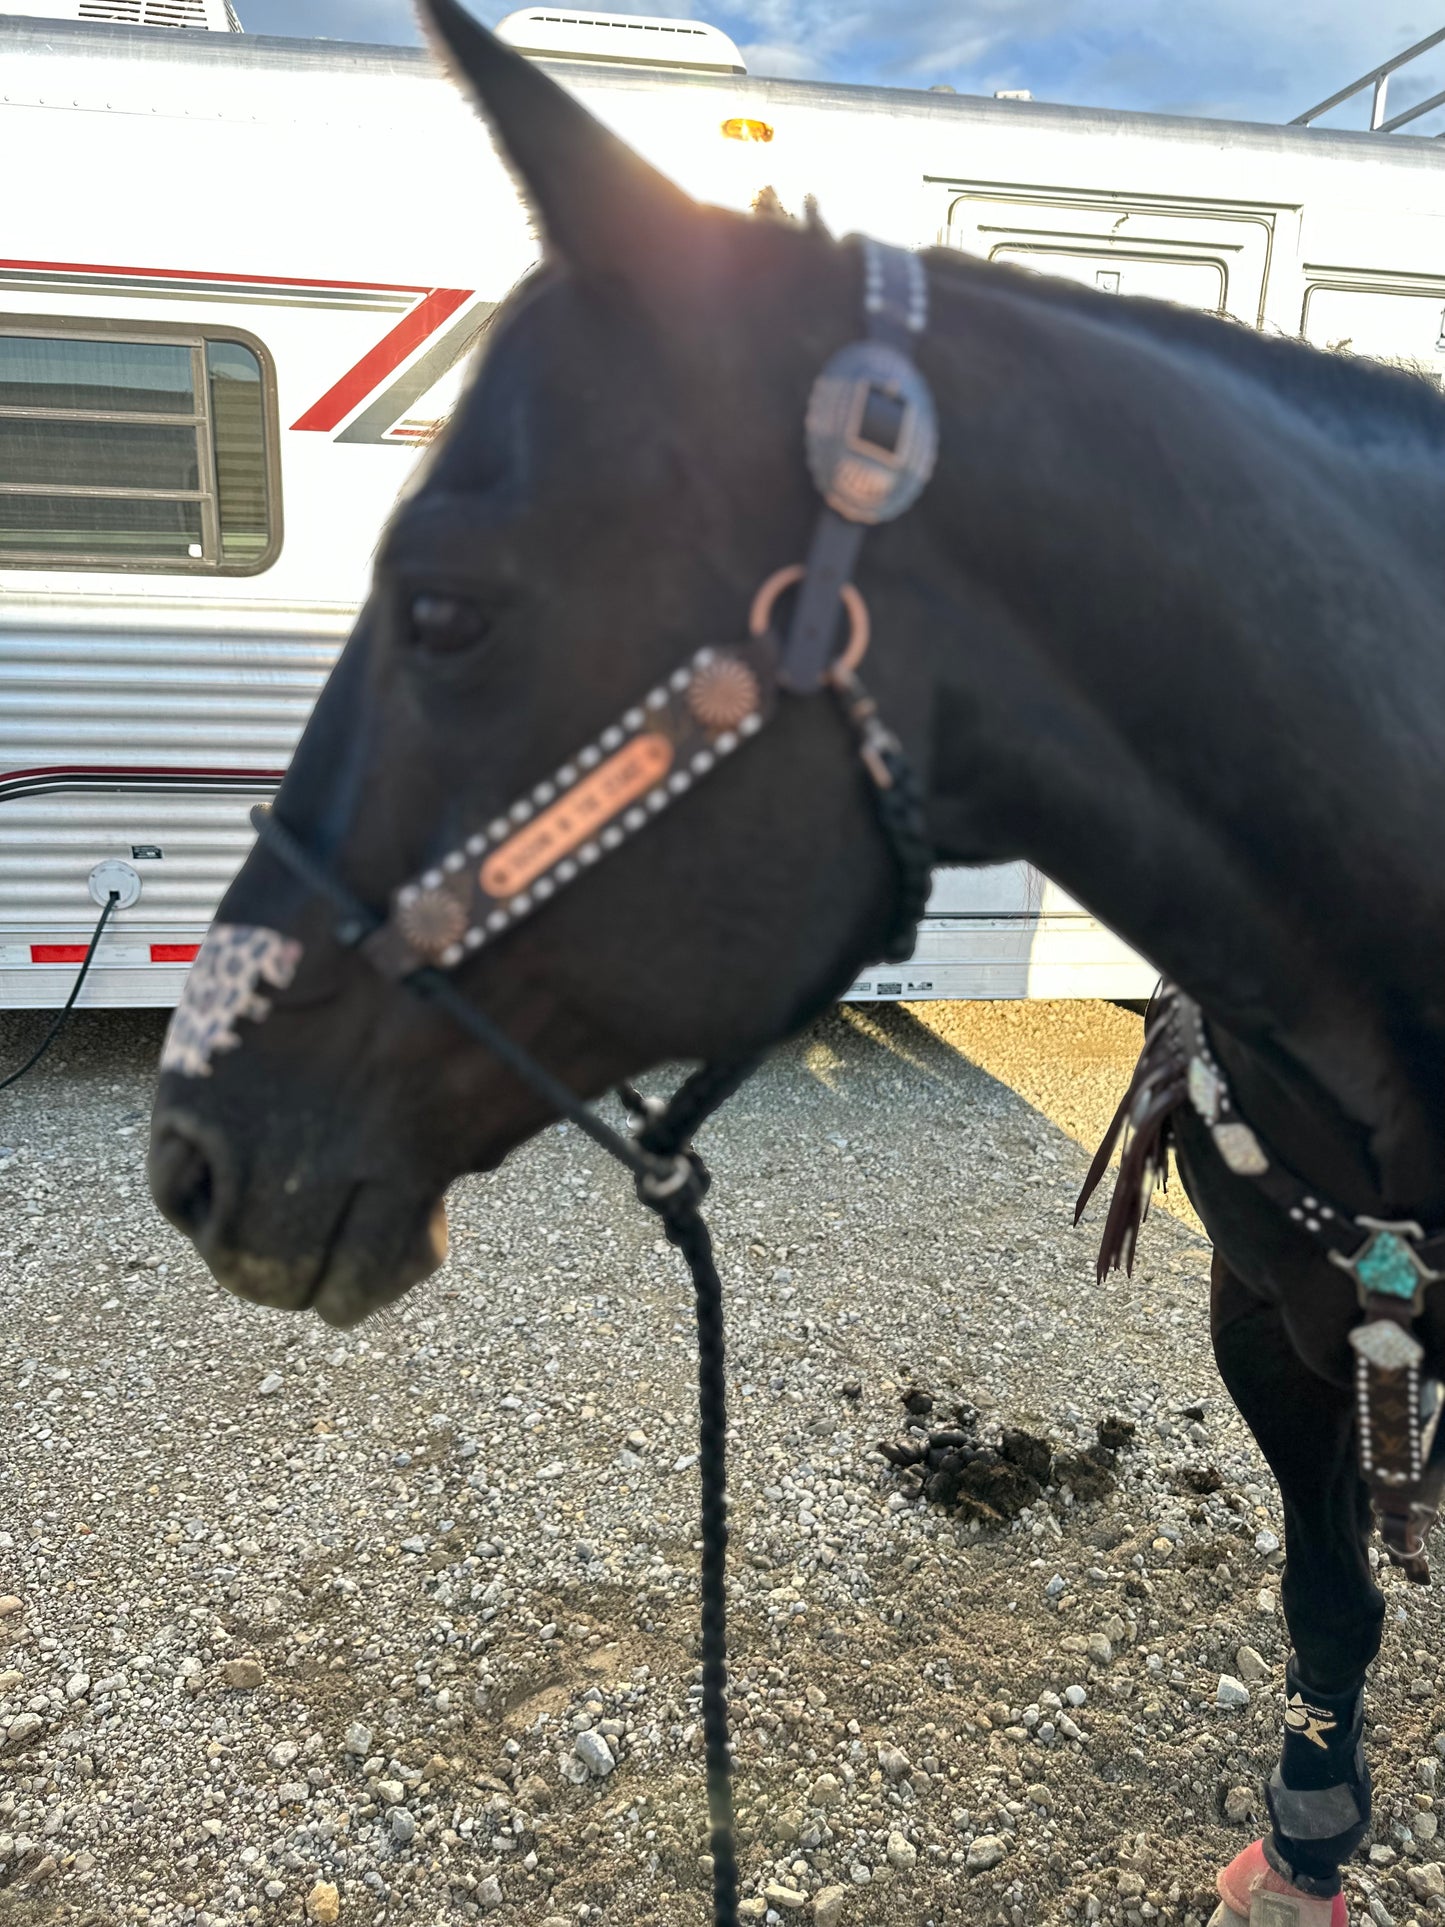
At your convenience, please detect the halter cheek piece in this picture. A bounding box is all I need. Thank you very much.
[250,238,937,1927]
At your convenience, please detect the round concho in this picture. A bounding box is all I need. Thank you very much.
[687,656,760,733]
[398,885,468,959]
[805,338,938,526]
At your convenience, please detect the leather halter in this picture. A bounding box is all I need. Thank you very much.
[285,237,938,986]
[249,237,939,1927]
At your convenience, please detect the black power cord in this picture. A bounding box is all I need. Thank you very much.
[0,891,120,1095]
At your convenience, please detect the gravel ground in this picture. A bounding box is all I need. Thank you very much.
[3,999,1445,1927]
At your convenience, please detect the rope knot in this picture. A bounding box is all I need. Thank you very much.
[636,1150,711,1234]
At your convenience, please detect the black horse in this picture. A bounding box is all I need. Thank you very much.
[149,4,1445,1921]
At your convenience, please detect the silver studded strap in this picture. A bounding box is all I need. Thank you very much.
[361,636,776,979]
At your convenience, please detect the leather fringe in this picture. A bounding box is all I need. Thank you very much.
[1076,987,1189,1281]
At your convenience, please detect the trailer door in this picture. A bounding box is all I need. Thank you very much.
[938,182,1284,325]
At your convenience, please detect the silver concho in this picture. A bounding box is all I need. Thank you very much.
[1186,1055,1223,1125]
[1350,1318,1424,1373]
[1212,1119,1269,1176]
[804,339,938,526]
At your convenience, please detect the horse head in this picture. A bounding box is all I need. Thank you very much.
[147,0,917,1324]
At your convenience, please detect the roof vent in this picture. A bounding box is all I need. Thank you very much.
[5,0,241,25]
[496,8,745,74]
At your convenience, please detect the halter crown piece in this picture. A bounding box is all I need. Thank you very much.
[249,238,939,1927]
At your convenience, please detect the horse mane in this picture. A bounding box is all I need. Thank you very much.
[923,245,1445,452]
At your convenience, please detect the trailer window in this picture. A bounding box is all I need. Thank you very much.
[0,325,279,573]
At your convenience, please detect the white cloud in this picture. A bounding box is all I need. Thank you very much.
[718,0,1441,126]
[737,37,821,78]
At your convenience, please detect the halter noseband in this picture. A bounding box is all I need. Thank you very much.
[249,237,938,1927]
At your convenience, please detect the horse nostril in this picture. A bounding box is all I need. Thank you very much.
[149,1120,220,1241]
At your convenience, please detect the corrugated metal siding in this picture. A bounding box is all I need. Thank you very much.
[0,789,271,929]
[0,612,344,770]
[0,605,350,1002]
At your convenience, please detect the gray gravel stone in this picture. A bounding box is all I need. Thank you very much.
[1406,1862,1445,1900]
[886,1829,917,1870]
[763,1881,807,1910]
[573,1728,616,1777]
[813,1885,847,1927]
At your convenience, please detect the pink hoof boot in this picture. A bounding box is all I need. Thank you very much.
[1211,1840,1347,1927]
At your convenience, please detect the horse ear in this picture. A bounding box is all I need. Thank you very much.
[417,0,701,290]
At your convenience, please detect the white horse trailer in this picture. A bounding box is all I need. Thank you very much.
[2,10,1443,1008]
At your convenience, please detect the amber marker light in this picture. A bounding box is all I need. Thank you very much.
[721,116,774,142]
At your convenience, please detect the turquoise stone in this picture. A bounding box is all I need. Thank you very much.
[1353,1231,1421,1301]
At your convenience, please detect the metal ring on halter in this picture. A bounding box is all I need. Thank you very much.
[638,1153,695,1201]
[749,564,871,683]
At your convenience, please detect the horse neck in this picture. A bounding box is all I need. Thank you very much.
[890,263,1445,1202]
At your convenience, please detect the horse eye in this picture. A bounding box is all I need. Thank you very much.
[407,593,489,655]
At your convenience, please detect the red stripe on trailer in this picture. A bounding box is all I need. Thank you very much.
[151,944,201,963]
[291,288,474,432]
[31,944,89,963]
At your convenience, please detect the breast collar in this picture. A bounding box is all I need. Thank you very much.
[1079,980,1445,1581]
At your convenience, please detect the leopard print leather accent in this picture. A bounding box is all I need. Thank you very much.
[159,925,302,1079]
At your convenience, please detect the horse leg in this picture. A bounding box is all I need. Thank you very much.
[1207,1254,1382,1926]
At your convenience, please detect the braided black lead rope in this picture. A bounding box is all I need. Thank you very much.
[672,1199,739,1926]
[622,1070,755,1927]
[872,750,933,964]
[618,1089,740,1927]
[831,668,933,965]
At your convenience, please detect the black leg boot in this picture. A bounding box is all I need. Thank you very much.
[1264,1659,1371,1898]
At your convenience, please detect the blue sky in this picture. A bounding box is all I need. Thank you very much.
[234,0,1445,133]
